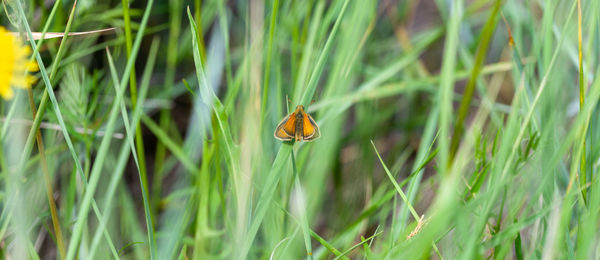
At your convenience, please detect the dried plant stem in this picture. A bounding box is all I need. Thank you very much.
[26,88,66,260]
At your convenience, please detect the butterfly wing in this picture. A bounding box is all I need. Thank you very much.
[302,112,320,141]
[274,113,296,141]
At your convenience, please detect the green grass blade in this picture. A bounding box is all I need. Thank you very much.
[449,0,502,159]
[88,38,159,260]
[298,0,350,107]
[105,43,158,259]
[64,0,155,258]
[437,0,463,174]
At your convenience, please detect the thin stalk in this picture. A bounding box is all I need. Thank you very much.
[9,0,64,258]
[310,230,347,259]
[121,0,138,98]
[371,140,441,257]
[153,0,183,220]
[18,1,119,256]
[299,0,350,107]
[260,0,280,123]
[122,0,151,218]
[291,151,313,259]
[87,38,160,260]
[216,0,233,90]
[437,0,463,175]
[195,0,207,61]
[193,139,213,260]
[19,0,78,177]
[577,0,587,203]
[64,0,155,258]
[26,89,66,260]
[449,0,501,161]
[106,45,158,259]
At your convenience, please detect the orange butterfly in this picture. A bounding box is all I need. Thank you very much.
[274,105,320,142]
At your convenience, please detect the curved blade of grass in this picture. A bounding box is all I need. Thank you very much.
[122,0,153,227]
[269,231,296,260]
[88,38,160,259]
[397,118,439,235]
[18,3,73,255]
[371,141,419,219]
[371,141,441,257]
[187,8,236,170]
[65,0,155,258]
[153,0,184,216]
[188,7,245,258]
[105,44,157,259]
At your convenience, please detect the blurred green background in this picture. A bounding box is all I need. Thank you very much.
[2,0,600,259]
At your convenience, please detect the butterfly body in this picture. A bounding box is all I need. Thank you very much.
[274,105,320,142]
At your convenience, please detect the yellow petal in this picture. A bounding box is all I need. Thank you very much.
[0,87,14,100]
[27,60,39,71]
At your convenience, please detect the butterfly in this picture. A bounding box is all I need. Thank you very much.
[274,105,320,142]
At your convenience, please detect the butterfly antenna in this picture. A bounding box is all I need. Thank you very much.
[286,95,292,113]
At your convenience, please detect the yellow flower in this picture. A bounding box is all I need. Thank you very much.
[0,26,38,100]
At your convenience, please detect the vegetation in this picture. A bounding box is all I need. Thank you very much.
[1,0,599,259]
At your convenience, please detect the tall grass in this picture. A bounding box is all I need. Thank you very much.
[1,0,600,259]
